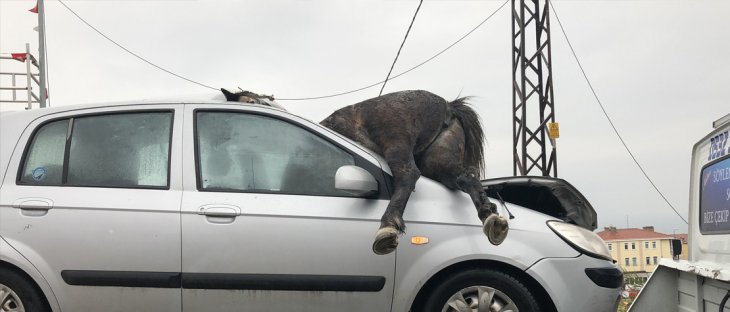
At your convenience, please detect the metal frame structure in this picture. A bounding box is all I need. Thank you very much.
[512,0,557,177]
[0,44,42,110]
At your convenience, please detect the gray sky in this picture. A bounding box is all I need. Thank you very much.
[2,0,728,234]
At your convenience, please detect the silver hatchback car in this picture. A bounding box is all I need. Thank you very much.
[0,101,621,312]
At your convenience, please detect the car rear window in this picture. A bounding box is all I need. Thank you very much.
[19,111,173,189]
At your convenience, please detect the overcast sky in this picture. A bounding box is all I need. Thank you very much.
[2,0,728,234]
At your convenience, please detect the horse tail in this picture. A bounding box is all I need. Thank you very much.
[450,97,485,176]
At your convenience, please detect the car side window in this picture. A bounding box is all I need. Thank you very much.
[19,119,68,185]
[196,111,355,196]
[19,112,172,188]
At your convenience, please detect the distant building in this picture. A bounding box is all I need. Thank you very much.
[597,226,688,278]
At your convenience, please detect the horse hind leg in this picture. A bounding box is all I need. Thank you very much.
[416,119,509,246]
[373,146,421,255]
[455,169,509,245]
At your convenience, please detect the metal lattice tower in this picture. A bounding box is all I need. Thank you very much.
[512,0,557,177]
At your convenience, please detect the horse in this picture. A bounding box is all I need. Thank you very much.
[223,89,509,255]
[221,88,286,111]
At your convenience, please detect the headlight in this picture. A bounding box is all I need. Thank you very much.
[547,221,611,261]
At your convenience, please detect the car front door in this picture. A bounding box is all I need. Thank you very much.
[180,105,395,312]
[0,106,183,311]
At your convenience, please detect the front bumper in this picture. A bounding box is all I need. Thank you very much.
[527,255,622,312]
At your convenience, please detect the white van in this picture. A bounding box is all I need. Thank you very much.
[630,113,730,311]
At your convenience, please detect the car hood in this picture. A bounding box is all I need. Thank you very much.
[481,176,597,231]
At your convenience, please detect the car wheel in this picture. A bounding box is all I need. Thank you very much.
[0,267,49,312]
[418,268,542,312]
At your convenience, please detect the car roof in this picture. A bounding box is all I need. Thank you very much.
[0,100,284,119]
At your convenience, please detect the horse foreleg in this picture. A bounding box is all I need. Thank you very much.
[373,149,421,255]
[456,169,509,245]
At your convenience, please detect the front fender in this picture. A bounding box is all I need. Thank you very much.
[391,216,578,311]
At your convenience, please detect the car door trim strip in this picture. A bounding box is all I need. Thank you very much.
[61,270,386,292]
[61,270,181,288]
[181,273,386,292]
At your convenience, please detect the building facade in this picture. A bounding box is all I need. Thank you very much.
[597,226,688,278]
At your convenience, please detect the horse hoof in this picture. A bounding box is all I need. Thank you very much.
[483,214,509,245]
[373,227,399,255]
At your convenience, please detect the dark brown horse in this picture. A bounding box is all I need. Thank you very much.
[223,89,509,255]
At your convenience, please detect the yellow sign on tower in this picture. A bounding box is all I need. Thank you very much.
[548,122,560,139]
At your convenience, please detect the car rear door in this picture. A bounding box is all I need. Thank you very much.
[180,104,395,312]
[0,105,183,312]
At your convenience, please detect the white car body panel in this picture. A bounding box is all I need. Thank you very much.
[179,104,395,312]
[0,104,184,312]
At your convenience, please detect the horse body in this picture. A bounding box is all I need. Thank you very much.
[321,90,508,254]
[321,91,449,157]
[223,88,508,255]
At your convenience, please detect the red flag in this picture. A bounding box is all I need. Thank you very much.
[11,53,27,63]
[29,3,38,13]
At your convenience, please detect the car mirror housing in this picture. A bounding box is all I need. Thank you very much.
[335,165,378,197]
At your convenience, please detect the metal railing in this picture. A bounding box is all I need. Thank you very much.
[0,44,43,110]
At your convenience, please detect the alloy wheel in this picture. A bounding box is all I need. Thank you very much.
[441,285,518,312]
[0,283,24,312]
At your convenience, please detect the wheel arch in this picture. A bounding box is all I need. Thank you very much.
[0,259,55,312]
[409,259,557,312]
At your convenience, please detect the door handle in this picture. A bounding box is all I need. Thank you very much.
[197,205,241,218]
[13,198,53,217]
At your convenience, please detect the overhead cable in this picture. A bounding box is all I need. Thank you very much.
[57,0,218,91]
[56,0,509,101]
[277,0,510,101]
[549,0,688,224]
[379,0,424,96]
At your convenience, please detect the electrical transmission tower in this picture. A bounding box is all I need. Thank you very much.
[512,0,558,177]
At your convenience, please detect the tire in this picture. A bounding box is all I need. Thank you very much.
[0,267,50,312]
[418,268,542,312]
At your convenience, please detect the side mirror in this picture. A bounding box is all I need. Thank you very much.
[335,165,378,197]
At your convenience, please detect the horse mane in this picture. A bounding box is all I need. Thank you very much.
[449,97,485,177]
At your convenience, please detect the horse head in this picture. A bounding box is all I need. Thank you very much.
[220,88,287,111]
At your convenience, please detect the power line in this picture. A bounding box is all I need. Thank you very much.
[278,0,510,101]
[56,0,509,101]
[548,1,688,225]
[56,0,218,91]
[379,0,424,96]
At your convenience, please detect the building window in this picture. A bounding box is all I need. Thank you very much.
[625,258,630,266]
[646,257,651,265]
[632,257,637,266]
[652,241,656,249]
[631,242,636,250]
[644,241,649,249]
[653,256,658,265]
[624,243,629,250]
[607,243,612,251]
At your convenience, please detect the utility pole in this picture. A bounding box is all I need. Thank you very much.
[512,0,557,177]
[37,0,48,108]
